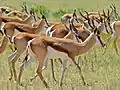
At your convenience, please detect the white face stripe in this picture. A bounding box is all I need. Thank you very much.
[45,25,54,36]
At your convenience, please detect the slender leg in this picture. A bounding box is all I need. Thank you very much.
[17,56,33,85]
[70,57,86,86]
[8,51,17,80]
[36,62,49,88]
[77,56,83,66]
[11,53,20,81]
[30,58,58,82]
[59,59,67,86]
[30,56,48,82]
[50,59,57,82]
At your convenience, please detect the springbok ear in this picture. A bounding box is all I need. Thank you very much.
[112,4,119,20]
[21,2,29,14]
[107,9,110,17]
[41,14,50,27]
[112,4,116,10]
[103,9,107,18]
[73,9,76,17]
[72,9,79,23]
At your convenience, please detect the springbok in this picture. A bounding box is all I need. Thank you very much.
[7,21,90,82]
[2,14,46,39]
[103,20,120,55]
[0,12,36,32]
[10,17,104,88]
[16,22,104,88]
[0,15,47,53]
[61,4,118,24]
[6,5,36,21]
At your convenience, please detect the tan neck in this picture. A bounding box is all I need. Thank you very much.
[79,32,95,46]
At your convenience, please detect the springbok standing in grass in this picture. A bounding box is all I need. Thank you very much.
[103,20,120,55]
[17,22,104,88]
[7,11,105,86]
[61,4,118,25]
[29,12,107,82]
[0,9,36,28]
[0,14,47,54]
[11,16,104,87]
[6,14,90,82]
[0,15,50,81]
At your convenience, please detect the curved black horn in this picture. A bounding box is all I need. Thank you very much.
[103,9,107,18]
[72,9,79,23]
[79,11,88,20]
[41,14,50,27]
[21,2,28,14]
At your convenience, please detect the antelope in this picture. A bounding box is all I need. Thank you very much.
[61,4,118,24]
[7,11,29,20]
[0,15,47,52]
[16,21,104,88]
[11,17,105,88]
[7,18,89,82]
[61,10,104,24]
[3,16,45,38]
[7,13,105,85]
[6,4,36,21]
[0,15,48,81]
[103,21,120,55]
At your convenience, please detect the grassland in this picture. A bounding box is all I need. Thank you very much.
[0,0,120,90]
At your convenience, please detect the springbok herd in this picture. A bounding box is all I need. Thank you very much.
[0,3,120,88]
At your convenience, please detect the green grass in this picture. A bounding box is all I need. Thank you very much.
[0,0,120,90]
[1,41,120,90]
